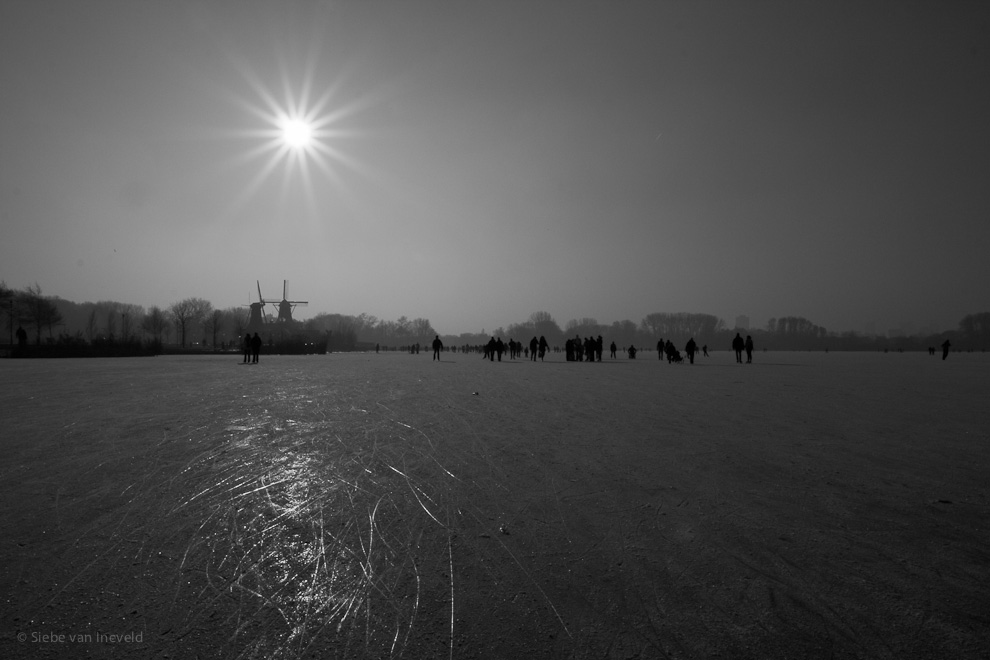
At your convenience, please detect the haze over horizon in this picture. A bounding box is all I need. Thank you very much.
[3,2,988,337]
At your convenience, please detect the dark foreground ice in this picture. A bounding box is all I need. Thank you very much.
[2,351,988,659]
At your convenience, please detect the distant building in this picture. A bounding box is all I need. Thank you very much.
[735,315,750,330]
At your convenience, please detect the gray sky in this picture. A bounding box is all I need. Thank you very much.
[3,1,988,335]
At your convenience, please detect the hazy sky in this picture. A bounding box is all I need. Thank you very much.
[3,1,988,335]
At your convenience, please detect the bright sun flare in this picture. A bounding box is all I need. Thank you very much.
[280,117,313,149]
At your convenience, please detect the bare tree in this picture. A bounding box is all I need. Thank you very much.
[529,311,563,346]
[565,317,602,338]
[17,284,63,343]
[142,306,169,343]
[224,306,248,340]
[86,308,99,342]
[117,304,144,343]
[0,281,13,345]
[106,307,117,341]
[203,308,225,349]
[169,298,212,347]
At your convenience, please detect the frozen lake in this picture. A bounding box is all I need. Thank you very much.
[2,350,988,658]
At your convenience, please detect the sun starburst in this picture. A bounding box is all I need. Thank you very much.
[207,30,383,229]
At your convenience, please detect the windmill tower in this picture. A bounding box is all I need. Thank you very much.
[244,281,270,333]
[273,280,308,322]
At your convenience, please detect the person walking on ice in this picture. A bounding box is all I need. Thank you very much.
[432,335,443,361]
[685,337,698,364]
[732,333,744,363]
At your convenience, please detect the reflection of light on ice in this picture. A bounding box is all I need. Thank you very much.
[171,405,461,657]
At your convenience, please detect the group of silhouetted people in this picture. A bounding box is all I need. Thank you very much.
[564,335,604,362]
[242,333,262,364]
[528,336,550,361]
[731,333,754,363]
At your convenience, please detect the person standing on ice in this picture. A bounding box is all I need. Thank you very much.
[530,336,539,361]
[242,333,251,363]
[432,334,443,361]
[251,333,262,363]
[538,335,548,361]
[745,335,754,363]
[732,333,745,363]
[941,339,951,360]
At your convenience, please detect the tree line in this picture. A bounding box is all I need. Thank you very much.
[2,281,983,355]
[0,285,233,354]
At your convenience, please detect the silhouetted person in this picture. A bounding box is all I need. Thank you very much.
[627,344,637,359]
[732,333,744,363]
[251,333,262,363]
[530,336,538,361]
[744,335,754,363]
[702,344,709,357]
[538,336,548,361]
[596,335,603,361]
[495,337,505,361]
[657,339,664,360]
[242,333,251,363]
[610,341,617,359]
[685,338,698,364]
[432,335,443,361]
[941,339,951,360]
[16,326,27,349]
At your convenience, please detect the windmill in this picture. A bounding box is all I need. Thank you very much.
[264,280,308,323]
[243,281,271,333]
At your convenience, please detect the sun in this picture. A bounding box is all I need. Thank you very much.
[279,116,313,149]
[211,23,388,224]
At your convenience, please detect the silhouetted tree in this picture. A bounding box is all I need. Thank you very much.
[529,311,564,346]
[105,307,117,341]
[0,281,13,344]
[117,304,143,343]
[959,312,990,344]
[222,307,248,345]
[169,297,212,347]
[17,284,63,343]
[203,308,225,349]
[142,306,168,343]
[565,317,603,338]
[86,308,99,342]
[638,312,724,343]
[610,319,639,347]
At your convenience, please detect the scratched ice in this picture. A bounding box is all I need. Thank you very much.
[162,392,465,658]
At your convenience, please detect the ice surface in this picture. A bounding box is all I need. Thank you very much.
[2,351,988,658]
